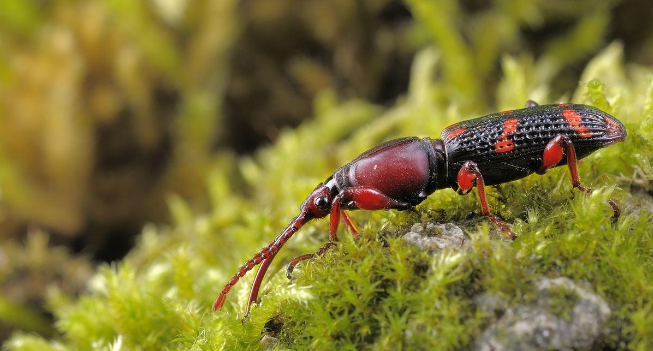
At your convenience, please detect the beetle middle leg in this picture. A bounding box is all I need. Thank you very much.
[457,160,516,240]
[538,134,620,222]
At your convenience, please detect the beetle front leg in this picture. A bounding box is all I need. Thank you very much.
[286,196,344,280]
[340,210,360,239]
[538,134,620,222]
[457,161,516,240]
[286,187,410,279]
[286,214,360,279]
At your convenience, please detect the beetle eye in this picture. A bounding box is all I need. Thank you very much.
[314,196,329,210]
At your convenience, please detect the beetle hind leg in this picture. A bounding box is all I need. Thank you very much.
[457,161,516,240]
[538,134,620,222]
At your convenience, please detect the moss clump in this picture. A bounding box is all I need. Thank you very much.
[4,40,652,350]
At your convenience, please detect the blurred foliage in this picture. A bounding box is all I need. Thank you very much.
[0,230,92,341]
[1,0,653,349]
[221,0,414,153]
[0,0,239,341]
[0,0,238,245]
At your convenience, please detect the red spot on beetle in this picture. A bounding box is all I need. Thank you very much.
[445,127,466,140]
[495,118,518,153]
[500,110,513,115]
[495,140,514,152]
[503,118,518,133]
[562,109,591,138]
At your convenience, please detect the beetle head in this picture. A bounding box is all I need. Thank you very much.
[300,177,338,219]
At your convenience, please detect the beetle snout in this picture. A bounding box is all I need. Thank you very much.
[603,113,627,142]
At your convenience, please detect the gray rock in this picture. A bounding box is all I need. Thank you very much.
[622,186,653,223]
[401,222,467,252]
[475,293,509,318]
[475,277,611,351]
[260,335,278,351]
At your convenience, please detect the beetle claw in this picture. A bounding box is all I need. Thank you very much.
[609,199,620,223]
[285,263,296,281]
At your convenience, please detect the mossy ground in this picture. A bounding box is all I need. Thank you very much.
[4,41,652,350]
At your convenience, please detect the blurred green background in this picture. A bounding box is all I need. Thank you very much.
[0,0,652,346]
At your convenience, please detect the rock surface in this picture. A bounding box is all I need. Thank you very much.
[401,222,467,252]
[475,277,611,351]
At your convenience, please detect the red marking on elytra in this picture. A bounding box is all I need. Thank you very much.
[604,115,623,138]
[503,118,518,133]
[495,118,518,153]
[562,109,591,138]
[495,140,514,152]
[500,110,513,115]
[446,127,466,140]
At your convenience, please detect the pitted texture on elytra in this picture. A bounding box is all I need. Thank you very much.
[441,104,623,186]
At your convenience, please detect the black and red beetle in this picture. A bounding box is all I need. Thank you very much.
[213,101,626,317]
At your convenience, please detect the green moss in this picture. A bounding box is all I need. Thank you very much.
[545,285,578,322]
[5,7,653,351]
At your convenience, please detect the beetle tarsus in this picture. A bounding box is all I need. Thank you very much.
[609,199,621,223]
[286,242,336,280]
[285,254,313,280]
[487,213,517,240]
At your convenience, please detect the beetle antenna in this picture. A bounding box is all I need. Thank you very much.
[212,213,308,313]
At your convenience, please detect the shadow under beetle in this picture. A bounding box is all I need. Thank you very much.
[213,100,627,318]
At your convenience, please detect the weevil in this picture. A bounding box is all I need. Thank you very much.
[213,100,626,318]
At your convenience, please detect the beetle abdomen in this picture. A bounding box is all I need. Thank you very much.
[441,104,626,186]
